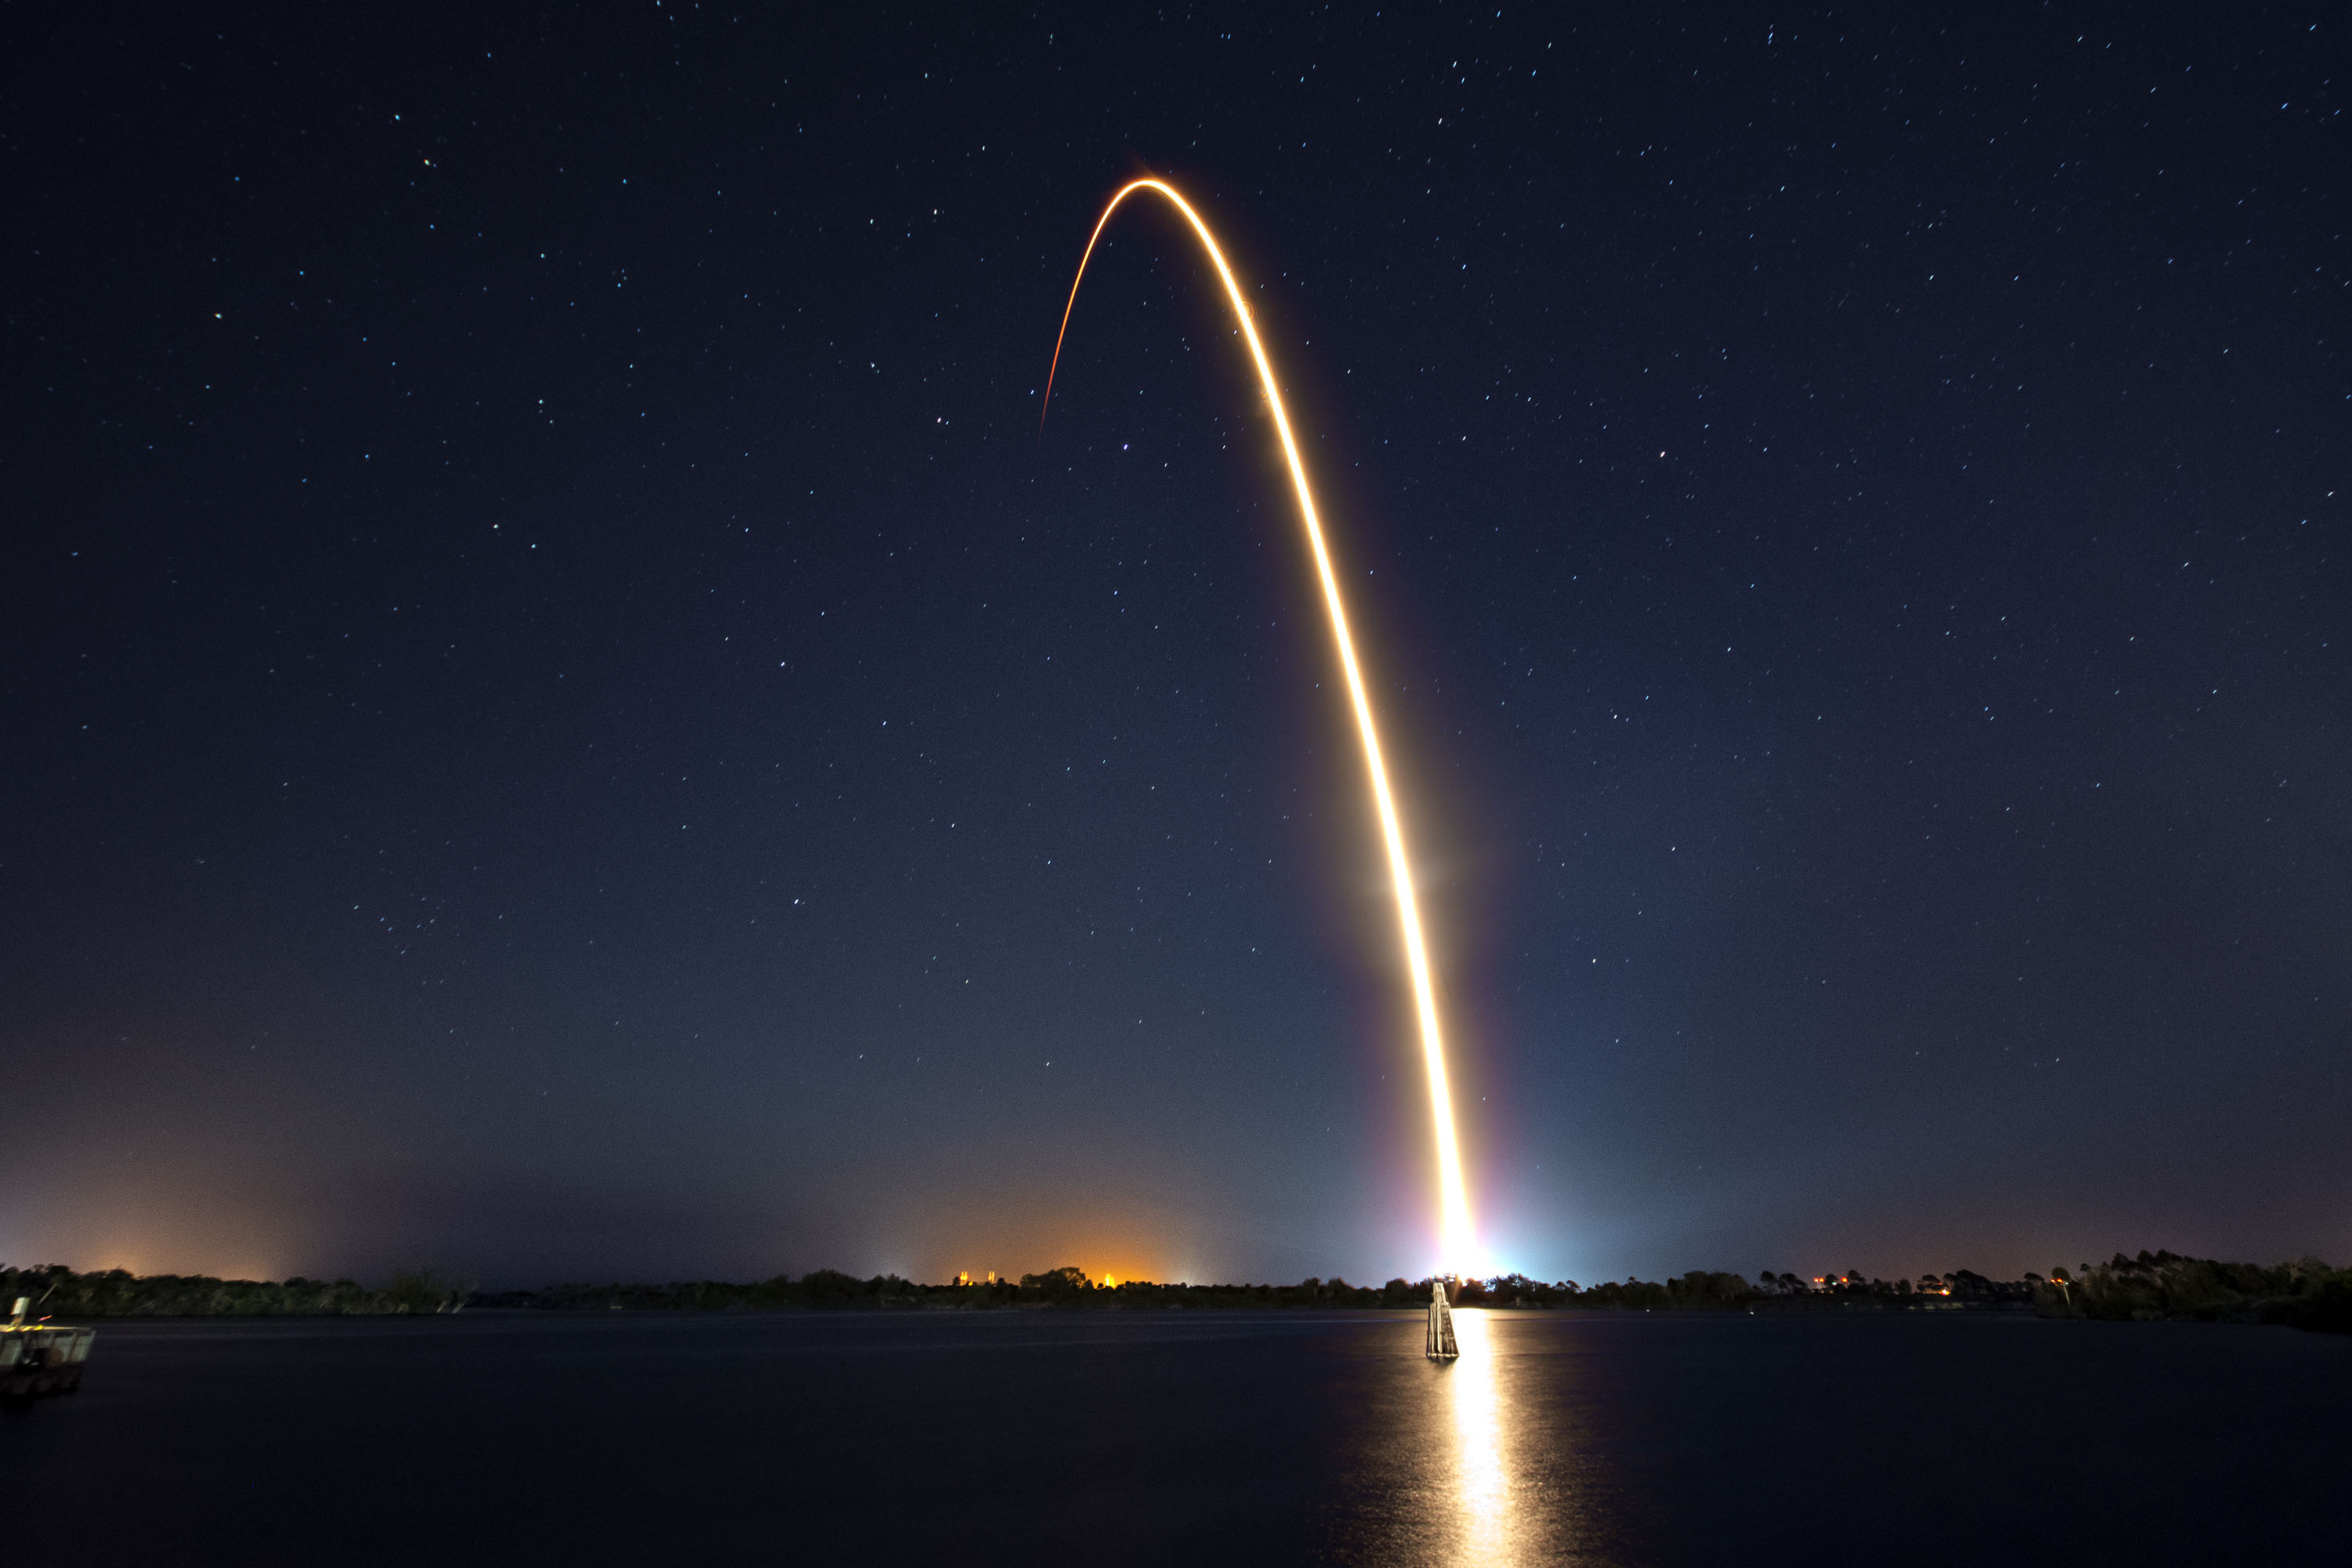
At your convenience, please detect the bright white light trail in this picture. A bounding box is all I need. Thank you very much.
[1042,176,1476,1276]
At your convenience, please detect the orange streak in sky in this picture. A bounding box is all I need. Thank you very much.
[1041,177,1475,1276]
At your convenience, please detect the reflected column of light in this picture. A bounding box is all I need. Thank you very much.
[1043,177,1475,1272]
[1446,1309,1512,1556]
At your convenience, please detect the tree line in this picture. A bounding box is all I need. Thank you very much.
[470,1269,1760,1312]
[8,1253,2342,1333]
[1,1265,473,1317]
[2033,1250,2350,1332]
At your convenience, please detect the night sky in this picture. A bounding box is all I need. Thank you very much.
[6,8,2344,1290]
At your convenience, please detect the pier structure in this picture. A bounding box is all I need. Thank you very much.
[1426,1277,1460,1359]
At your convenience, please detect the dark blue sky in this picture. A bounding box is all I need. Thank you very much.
[5,6,2344,1289]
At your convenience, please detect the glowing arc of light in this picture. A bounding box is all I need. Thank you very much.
[1042,176,1475,1275]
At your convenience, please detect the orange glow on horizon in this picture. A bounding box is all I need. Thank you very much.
[1042,176,1478,1276]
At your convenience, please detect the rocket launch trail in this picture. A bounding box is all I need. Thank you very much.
[1041,177,1476,1276]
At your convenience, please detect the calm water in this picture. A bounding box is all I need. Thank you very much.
[5,1308,2346,1563]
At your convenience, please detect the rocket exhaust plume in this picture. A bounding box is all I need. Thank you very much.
[1041,177,1476,1276]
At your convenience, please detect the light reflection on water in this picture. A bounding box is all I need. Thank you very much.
[1447,1308,1514,1557]
[22,1312,2343,1560]
[1334,1308,1613,1566]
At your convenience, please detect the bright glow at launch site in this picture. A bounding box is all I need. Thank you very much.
[1043,176,1478,1277]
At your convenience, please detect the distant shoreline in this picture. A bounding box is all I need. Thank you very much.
[9,1252,2345,1332]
